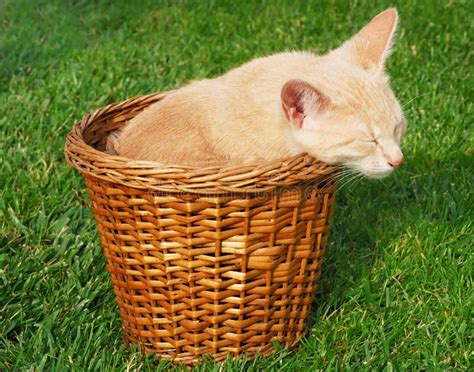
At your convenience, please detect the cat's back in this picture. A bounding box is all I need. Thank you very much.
[116,79,224,164]
[116,52,319,164]
[222,51,318,86]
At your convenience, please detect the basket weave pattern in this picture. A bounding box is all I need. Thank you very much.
[65,92,337,364]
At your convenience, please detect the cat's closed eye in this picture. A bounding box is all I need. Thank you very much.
[362,139,378,144]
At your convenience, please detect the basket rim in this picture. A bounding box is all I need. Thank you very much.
[64,92,338,194]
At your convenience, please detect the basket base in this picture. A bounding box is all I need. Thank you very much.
[123,329,305,365]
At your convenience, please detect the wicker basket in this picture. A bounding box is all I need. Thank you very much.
[64,92,338,365]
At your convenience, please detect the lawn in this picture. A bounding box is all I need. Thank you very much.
[0,0,472,370]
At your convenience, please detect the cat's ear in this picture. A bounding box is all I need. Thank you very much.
[281,80,328,128]
[343,8,398,72]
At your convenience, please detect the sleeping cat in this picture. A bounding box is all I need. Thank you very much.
[111,8,406,178]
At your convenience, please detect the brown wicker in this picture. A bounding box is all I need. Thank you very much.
[65,92,338,365]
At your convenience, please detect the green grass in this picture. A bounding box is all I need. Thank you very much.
[1,0,472,370]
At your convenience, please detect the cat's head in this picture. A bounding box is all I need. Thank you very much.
[282,8,406,178]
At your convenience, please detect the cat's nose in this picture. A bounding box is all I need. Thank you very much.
[388,157,404,169]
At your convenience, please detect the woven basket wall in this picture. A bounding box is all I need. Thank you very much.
[64,92,338,365]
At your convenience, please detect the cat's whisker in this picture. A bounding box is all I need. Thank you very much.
[334,172,356,183]
[321,168,355,186]
[401,106,424,118]
[336,171,362,190]
[321,173,347,189]
[351,173,366,188]
[401,92,431,110]
[347,174,363,188]
[320,172,350,188]
[337,176,358,190]
[348,173,364,187]
[334,170,357,182]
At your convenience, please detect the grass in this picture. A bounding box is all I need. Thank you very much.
[0,0,472,370]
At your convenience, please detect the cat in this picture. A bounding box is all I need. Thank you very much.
[110,8,406,178]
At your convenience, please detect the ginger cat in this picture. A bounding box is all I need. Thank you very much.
[112,8,406,178]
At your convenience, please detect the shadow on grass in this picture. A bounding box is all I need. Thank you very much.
[311,146,472,319]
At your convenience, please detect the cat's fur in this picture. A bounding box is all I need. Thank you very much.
[112,8,406,178]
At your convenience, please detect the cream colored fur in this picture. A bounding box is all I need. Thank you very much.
[114,8,406,178]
